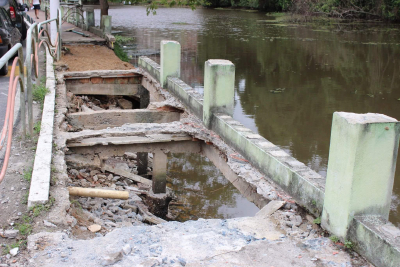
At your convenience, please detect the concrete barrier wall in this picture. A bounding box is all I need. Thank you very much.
[166,77,203,119]
[348,216,400,267]
[138,57,160,82]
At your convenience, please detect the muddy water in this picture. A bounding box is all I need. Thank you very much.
[167,153,259,221]
[97,6,400,225]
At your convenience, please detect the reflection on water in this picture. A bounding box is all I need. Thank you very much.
[167,153,259,222]
[100,6,400,225]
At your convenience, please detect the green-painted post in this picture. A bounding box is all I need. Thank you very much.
[203,59,235,129]
[101,15,112,34]
[86,9,95,27]
[160,40,180,87]
[322,112,400,238]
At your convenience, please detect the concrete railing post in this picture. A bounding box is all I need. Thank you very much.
[101,15,112,35]
[86,9,95,28]
[322,112,400,239]
[160,40,180,87]
[137,152,148,176]
[203,59,235,129]
[152,151,167,194]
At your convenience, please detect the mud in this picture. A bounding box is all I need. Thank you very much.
[57,45,134,72]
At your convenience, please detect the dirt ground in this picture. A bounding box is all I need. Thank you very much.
[57,45,134,72]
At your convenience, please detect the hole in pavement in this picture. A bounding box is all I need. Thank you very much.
[65,139,267,236]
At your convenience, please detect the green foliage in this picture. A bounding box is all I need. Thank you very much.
[115,35,134,43]
[146,0,202,15]
[22,192,29,204]
[344,240,353,249]
[29,197,55,217]
[33,121,41,135]
[32,82,50,108]
[2,241,25,254]
[114,43,130,62]
[313,217,321,224]
[23,167,33,182]
[16,223,32,236]
[329,235,340,243]
[114,35,133,62]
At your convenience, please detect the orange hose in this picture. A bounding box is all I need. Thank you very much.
[0,57,19,150]
[0,76,19,184]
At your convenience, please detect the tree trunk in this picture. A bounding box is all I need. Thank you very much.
[99,0,109,26]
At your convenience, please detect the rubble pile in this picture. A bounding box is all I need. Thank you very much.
[66,92,138,114]
[66,153,169,233]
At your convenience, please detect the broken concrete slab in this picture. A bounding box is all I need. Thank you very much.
[256,200,286,219]
[66,110,180,131]
[27,217,355,266]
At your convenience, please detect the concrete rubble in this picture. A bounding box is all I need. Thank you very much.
[27,206,360,266]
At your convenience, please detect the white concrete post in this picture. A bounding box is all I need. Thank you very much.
[203,59,235,129]
[322,112,400,239]
[160,40,180,87]
[50,0,60,44]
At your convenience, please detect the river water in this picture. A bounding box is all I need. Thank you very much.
[96,6,400,225]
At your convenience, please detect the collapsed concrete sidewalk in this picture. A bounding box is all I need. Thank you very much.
[20,61,370,266]
[27,206,358,266]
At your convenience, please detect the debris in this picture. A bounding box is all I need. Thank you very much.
[2,229,18,239]
[102,251,123,266]
[88,224,102,233]
[9,247,18,256]
[122,244,131,255]
[117,98,133,109]
[270,88,286,93]
[43,220,57,228]
[256,200,286,219]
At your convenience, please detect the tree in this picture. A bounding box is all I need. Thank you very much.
[99,0,201,20]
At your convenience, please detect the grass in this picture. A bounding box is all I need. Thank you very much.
[2,241,25,254]
[114,43,130,62]
[32,81,50,109]
[329,235,340,243]
[33,121,41,135]
[22,192,29,205]
[23,167,33,182]
[344,240,353,249]
[29,197,55,217]
[313,217,321,224]
[115,35,134,43]
[70,199,82,210]
[16,223,32,236]
[114,35,133,62]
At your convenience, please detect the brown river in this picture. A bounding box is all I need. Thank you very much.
[95,6,400,224]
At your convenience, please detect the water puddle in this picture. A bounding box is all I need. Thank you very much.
[167,153,259,222]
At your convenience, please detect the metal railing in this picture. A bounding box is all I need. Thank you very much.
[0,9,62,185]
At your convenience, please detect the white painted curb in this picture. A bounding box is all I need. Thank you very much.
[28,49,55,208]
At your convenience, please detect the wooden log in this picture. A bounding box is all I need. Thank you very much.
[68,187,129,199]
